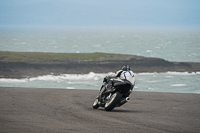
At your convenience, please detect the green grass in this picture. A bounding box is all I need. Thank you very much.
[0,51,128,61]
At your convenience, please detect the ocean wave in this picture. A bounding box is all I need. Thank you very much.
[0,78,28,83]
[0,72,106,83]
[0,71,199,83]
[196,72,200,75]
[0,71,199,94]
[29,72,107,81]
[136,71,200,76]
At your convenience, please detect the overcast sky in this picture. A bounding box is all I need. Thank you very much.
[0,0,200,29]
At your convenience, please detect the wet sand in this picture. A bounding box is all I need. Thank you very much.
[0,87,200,133]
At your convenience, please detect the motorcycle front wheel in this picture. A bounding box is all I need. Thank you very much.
[104,92,121,111]
[92,98,99,109]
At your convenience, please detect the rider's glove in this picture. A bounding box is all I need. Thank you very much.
[103,76,108,82]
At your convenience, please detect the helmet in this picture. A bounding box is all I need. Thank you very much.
[122,65,131,71]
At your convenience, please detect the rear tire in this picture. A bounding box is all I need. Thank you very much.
[92,98,99,109]
[104,92,121,111]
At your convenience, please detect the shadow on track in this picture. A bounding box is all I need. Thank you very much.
[92,108,144,113]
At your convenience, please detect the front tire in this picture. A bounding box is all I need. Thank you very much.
[92,98,99,109]
[104,92,121,111]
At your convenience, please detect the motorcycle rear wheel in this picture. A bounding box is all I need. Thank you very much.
[104,92,121,111]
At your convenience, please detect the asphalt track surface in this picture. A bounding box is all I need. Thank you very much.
[0,87,200,133]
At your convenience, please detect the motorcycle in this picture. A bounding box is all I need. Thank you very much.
[92,77,133,111]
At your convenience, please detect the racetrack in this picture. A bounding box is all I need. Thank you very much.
[0,87,200,133]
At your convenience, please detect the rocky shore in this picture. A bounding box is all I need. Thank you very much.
[0,51,200,78]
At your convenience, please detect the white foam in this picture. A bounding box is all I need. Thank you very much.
[93,44,101,47]
[148,87,155,90]
[68,81,75,84]
[66,87,75,89]
[29,72,106,81]
[136,72,199,75]
[171,84,186,87]
[137,72,157,75]
[62,72,106,80]
[166,76,174,78]
[0,72,107,84]
[146,80,159,83]
[0,78,28,83]
[196,72,200,75]
[0,71,198,84]
[166,71,196,75]
[29,75,59,81]
[134,86,138,89]
[146,50,152,53]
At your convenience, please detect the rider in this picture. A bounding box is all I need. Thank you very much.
[99,65,136,100]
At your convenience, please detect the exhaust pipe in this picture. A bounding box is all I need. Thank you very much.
[116,97,130,107]
[126,97,130,101]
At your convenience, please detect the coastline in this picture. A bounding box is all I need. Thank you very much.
[1,87,200,133]
[1,51,200,78]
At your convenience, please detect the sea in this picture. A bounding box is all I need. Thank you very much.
[0,27,200,93]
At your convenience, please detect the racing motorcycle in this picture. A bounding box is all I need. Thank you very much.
[92,77,133,111]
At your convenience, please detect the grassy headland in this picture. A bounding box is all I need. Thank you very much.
[0,51,141,62]
[0,51,200,78]
[0,51,113,61]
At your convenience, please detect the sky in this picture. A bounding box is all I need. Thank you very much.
[0,0,200,29]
